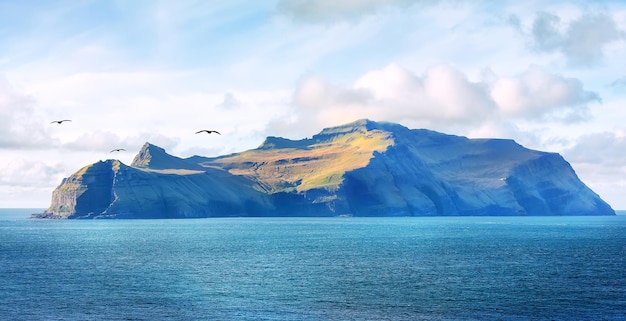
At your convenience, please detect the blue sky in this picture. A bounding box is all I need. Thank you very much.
[1,0,625,209]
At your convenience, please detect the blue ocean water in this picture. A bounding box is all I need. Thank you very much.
[1,209,625,320]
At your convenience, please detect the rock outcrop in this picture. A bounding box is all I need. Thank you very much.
[38,156,273,219]
[34,119,615,218]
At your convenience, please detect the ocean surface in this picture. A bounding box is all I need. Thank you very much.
[1,209,625,321]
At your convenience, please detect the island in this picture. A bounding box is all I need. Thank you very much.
[33,119,615,219]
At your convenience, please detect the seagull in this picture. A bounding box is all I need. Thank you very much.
[195,130,221,135]
[110,148,126,153]
[50,120,71,124]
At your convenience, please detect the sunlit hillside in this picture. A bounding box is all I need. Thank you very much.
[202,121,394,193]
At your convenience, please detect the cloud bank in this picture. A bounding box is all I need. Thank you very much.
[285,63,600,135]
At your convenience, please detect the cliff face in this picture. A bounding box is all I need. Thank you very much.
[38,160,116,218]
[36,119,615,218]
[338,135,613,216]
[38,148,274,219]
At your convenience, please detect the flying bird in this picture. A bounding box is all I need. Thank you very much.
[195,130,221,135]
[50,120,71,124]
[110,148,126,153]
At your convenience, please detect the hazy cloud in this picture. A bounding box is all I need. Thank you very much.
[564,13,624,65]
[0,157,65,187]
[531,11,563,52]
[295,75,373,110]
[217,92,242,109]
[507,14,522,33]
[62,131,123,152]
[465,120,545,149]
[561,130,626,207]
[0,76,51,149]
[276,0,417,23]
[530,11,624,66]
[562,131,626,165]
[609,76,626,89]
[62,131,179,153]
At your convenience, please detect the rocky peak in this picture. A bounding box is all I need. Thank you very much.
[131,143,159,167]
[131,142,200,170]
[257,136,311,150]
[315,119,374,137]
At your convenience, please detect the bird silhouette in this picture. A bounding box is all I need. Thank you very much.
[110,148,126,153]
[50,120,71,124]
[195,130,221,135]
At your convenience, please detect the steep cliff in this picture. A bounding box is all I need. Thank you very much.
[37,159,273,219]
[36,119,615,218]
[338,130,613,216]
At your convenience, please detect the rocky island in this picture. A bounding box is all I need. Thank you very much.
[34,119,615,219]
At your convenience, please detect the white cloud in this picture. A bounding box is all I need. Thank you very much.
[358,64,496,123]
[288,63,497,132]
[288,63,599,134]
[490,65,600,121]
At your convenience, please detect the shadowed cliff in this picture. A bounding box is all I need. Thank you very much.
[35,119,615,218]
[38,158,273,219]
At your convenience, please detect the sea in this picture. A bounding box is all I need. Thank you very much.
[1,209,625,321]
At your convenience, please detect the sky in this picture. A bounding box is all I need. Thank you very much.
[0,0,625,209]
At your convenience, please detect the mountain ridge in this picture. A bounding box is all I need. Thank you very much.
[34,119,615,218]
